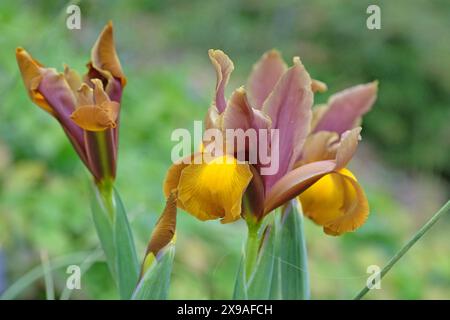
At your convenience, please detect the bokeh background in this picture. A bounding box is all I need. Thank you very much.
[0,0,449,299]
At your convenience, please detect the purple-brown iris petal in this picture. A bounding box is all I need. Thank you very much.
[208,49,234,114]
[313,81,378,135]
[222,87,271,131]
[261,57,313,194]
[242,166,265,221]
[246,50,287,110]
[263,127,362,214]
[221,87,271,162]
[264,160,336,215]
[38,69,88,162]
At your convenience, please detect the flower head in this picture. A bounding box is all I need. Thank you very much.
[16,22,126,184]
[163,49,377,236]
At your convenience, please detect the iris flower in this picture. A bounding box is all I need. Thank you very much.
[156,49,377,246]
[15,22,126,186]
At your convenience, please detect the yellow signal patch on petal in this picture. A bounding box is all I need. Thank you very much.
[299,168,369,236]
[177,155,253,223]
[70,101,119,131]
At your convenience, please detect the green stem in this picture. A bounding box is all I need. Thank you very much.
[96,131,112,181]
[98,178,115,220]
[354,200,450,300]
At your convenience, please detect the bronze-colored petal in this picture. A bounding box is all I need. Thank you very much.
[146,191,177,257]
[298,131,339,165]
[63,64,82,93]
[77,83,94,106]
[70,104,116,131]
[311,79,328,93]
[91,21,126,86]
[335,127,361,170]
[15,47,52,114]
[91,78,110,105]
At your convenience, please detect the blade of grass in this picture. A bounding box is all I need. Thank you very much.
[39,251,54,300]
[0,251,95,300]
[354,200,450,300]
[59,248,103,300]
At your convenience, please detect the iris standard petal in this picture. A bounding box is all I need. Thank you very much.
[222,87,271,132]
[208,49,234,113]
[299,168,369,236]
[176,155,253,223]
[246,49,287,109]
[313,82,378,135]
[261,57,313,194]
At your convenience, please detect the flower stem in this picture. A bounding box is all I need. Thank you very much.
[354,200,450,300]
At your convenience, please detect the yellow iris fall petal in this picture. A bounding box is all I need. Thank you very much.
[175,155,253,223]
[299,168,369,236]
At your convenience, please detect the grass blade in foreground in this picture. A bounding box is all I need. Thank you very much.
[354,200,450,300]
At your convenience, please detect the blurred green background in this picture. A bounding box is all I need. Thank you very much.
[0,0,449,299]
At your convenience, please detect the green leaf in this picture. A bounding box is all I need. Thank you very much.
[132,245,175,300]
[233,258,248,299]
[278,200,310,299]
[233,221,276,299]
[112,188,140,300]
[90,183,139,299]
